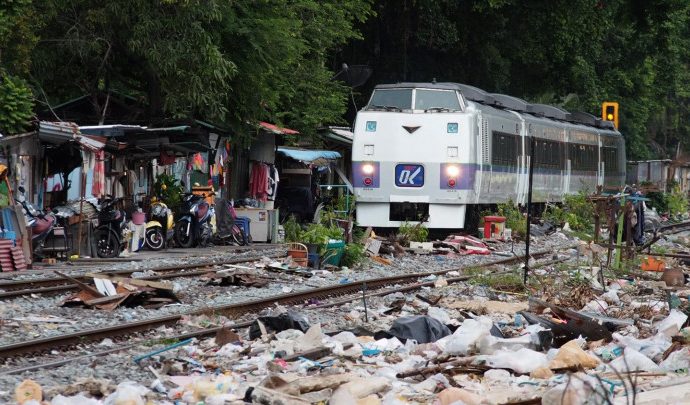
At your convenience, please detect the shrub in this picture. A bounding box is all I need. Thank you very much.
[398,221,429,243]
[542,192,594,232]
[341,242,366,267]
[283,215,302,243]
[667,186,688,217]
[497,200,526,238]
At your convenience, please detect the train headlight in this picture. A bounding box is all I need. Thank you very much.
[445,165,460,177]
[362,164,375,175]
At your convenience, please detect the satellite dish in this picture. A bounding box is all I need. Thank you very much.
[332,63,373,88]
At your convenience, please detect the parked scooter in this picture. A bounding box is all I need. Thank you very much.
[95,196,127,258]
[145,198,174,250]
[15,186,72,258]
[174,192,213,248]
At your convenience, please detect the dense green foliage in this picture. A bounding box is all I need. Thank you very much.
[398,221,429,243]
[543,192,596,232]
[344,0,690,159]
[1,0,372,137]
[2,0,690,156]
[0,0,37,134]
[496,200,527,238]
[341,242,366,267]
[152,173,184,213]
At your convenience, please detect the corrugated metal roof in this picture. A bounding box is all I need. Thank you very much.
[259,121,299,135]
[39,121,106,151]
[277,147,340,166]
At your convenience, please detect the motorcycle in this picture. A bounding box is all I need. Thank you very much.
[145,198,174,250]
[95,196,127,258]
[15,186,72,258]
[174,193,213,248]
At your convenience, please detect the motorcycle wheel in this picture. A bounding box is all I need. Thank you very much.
[174,221,194,248]
[230,225,248,246]
[96,229,119,258]
[145,227,165,251]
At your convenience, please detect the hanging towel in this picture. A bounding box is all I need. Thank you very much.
[249,162,269,201]
[92,150,105,198]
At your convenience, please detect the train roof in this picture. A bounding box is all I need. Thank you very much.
[373,82,618,131]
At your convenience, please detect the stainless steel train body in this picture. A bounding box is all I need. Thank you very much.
[352,82,626,228]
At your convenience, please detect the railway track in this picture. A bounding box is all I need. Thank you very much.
[0,247,286,298]
[0,245,573,360]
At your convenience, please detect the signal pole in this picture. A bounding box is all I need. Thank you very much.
[524,136,535,285]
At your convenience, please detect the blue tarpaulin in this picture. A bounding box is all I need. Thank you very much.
[276,147,341,166]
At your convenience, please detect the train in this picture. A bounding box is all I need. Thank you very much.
[351,82,626,229]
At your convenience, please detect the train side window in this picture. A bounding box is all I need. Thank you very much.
[491,131,518,169]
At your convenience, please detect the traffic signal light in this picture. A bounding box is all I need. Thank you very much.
[602,101,619,129]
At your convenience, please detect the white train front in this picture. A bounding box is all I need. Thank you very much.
[352,82,626,229]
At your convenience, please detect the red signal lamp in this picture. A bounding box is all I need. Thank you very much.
[448,179,456,188]
[364,177,373,186]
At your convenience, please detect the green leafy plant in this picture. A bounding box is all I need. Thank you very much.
[398,221,429,243]
[341,242,366,267]
[542,192,594,233]
[283,215,302,243]
[300,223,344,252]
[497,200,526,238]
[153,174,184,213]
[667,186,688,217]
[0,72,33,135]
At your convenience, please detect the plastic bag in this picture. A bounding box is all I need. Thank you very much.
[549,339,600,369]
[660,348,690,371]
[427,307,452,324]
[51,394,101,405]
[612,332,671,362]
[248,310,310,340]
[442,316,493,355]
[656,309,688,337]
[104,381,149,405]
[381,315,451,344]
[481,348,548,374]
[607,347,661,373]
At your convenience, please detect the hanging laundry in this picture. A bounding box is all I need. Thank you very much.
[159,150,176,166]
[249,162,269,201]
[91,150,105,198]
[267,165,279,201]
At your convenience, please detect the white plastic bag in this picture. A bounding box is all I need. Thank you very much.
[656,309,688,337]
[427,307,452,324]
[607,347,661,373]
[442,316,493,355]
[50,395,101,405]
[481,348,548,374]
[612,332,671,362]
[660,348,690,371]
[104,381,148,405]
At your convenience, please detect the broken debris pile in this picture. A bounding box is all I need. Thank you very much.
[60,272,179,310]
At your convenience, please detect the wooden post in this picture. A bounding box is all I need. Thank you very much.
[77,167,86,257]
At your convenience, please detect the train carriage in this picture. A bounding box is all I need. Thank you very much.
[352,82,626,229]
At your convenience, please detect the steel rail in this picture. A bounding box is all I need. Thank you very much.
[0,250,286,298]
[0,244,573,359]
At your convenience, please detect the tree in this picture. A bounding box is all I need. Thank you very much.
[30,0,372,138]
[0,0,37,134]
[343,0,690,160]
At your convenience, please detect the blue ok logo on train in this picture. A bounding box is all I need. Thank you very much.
[395,164,424,187]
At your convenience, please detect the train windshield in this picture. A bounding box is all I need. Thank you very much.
[414,89,461,111]
[367,89,413,110]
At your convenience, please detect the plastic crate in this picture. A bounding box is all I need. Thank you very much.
[0,231,16,242]
[323,240,345,266]
[235,217,250,238]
